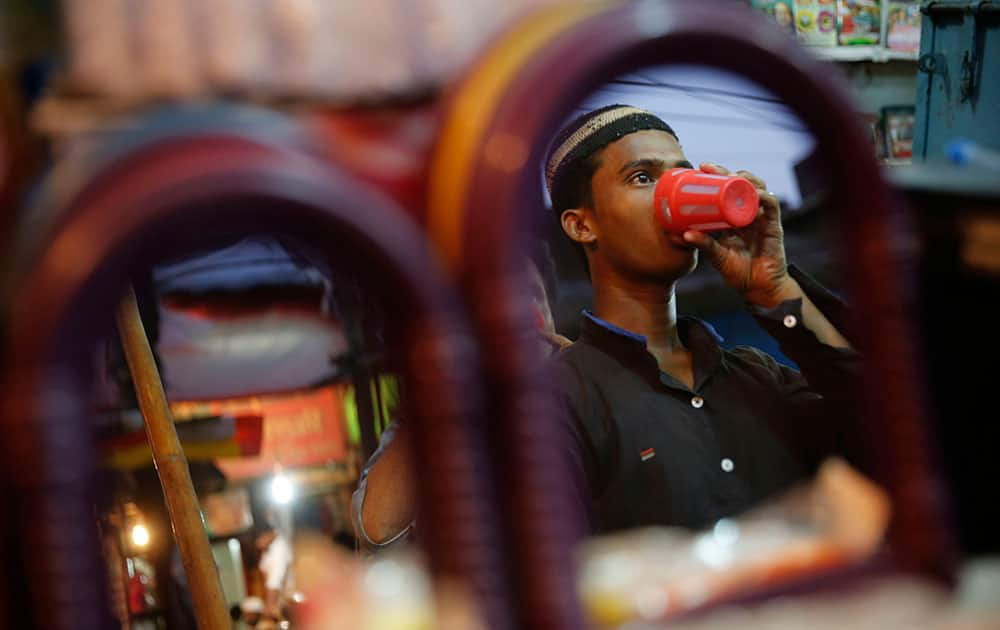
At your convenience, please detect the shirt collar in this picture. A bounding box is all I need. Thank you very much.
[580,310,725,391]
[583,311,648,344]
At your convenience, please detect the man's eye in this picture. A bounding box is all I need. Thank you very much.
[630,172,653,185]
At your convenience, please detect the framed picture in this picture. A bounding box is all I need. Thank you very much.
[794,0,839,46]
[886,0,921,52]
[838,0,881,45]
[882,105,915,159]
[752,0,797,36]
[202,486,254,537]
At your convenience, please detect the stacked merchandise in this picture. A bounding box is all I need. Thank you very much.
[793,0,839,46]
[837,0,881,46]
[750,0,796,36]
[885,0,921,53]
[752,0,836,45]
[752,0,921,52]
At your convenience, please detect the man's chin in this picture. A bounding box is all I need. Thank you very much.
[647,250,698,282]
[673,248,699,276]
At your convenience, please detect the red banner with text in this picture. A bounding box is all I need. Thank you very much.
[172,385,347,480]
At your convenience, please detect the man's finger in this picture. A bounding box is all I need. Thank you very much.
[717,230,744,248]
[684,231,739,280]
[736,169,768,191]
[699,162,731,176]
[682,230,724,260]
[758,189,781,221]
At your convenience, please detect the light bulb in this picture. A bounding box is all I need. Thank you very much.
[271,474,294,504]
[131,524,150,548]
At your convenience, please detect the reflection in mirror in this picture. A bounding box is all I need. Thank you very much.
[535,65,881,624]
[90,234,444,628]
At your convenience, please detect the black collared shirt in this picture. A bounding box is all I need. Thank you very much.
[554,266,861,533]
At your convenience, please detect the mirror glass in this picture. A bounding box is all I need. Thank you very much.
[535,64,881,623]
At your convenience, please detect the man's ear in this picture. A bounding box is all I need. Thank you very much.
[560,207,597,245]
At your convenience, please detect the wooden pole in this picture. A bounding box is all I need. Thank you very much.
[116,286,229,630]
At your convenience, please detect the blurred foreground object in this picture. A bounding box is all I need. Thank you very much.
[2,102,509,627]
[944,138,1000,172]
[577,458,891,628]
[295,457,997,629]
[889,163,1000,558]
[57,0,559,104]
[294,535,485,630]
[293,460,896,629]
[630,570,1000,630]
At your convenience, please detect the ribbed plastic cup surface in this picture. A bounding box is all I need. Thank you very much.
[654,168,759,232]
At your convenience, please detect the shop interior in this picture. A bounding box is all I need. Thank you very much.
[1,1,998,629]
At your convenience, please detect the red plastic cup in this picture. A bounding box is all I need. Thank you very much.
[654,168,759,233]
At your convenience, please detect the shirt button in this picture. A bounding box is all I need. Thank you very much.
[783,314,798,328]
[721,458,735,472]
[690,396,704,409]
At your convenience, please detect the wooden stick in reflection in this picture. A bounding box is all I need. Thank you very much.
[116,285,229,630]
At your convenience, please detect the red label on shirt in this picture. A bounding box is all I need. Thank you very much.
[640,447,656,462]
